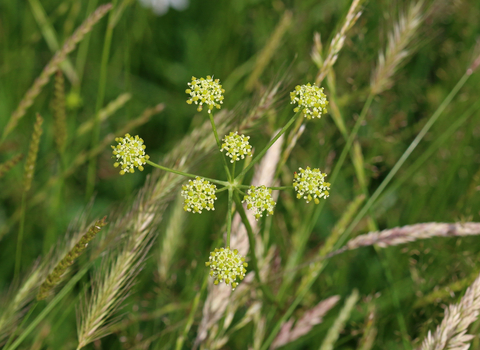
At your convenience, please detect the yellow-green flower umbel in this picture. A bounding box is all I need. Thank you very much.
[242,185,276,221]
[181,177,217,213]
[221,131,253,163]
[205,247,248,290]
[185,76,225,113]
[290,83,328,120]
[111,133,149,175]
[293,167,330,204]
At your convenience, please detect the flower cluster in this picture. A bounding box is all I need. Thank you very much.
[221,131,253,163]
[185,76,225,113]
[293,167,330,204]
[111,133,149,175]
[205,247,248,290]
[181,177,217,213]
[290,83,328,119]
[113,77,332,291]
[242,185,276,220]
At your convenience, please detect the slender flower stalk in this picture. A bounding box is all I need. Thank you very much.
[236,110,301,180]
[233,193,276,303]
[208,112,232,181]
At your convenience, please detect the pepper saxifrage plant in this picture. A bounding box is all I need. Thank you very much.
[111,75,331,290]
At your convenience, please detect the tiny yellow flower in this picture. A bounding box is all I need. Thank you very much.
[181,177,217,213]
[221,131,253,163]
[290,83,328,119]
[111,133,150,175]
[242,185,276,221]
[185,75,225,113]
[205,247,248,290]
[293,167,330,204]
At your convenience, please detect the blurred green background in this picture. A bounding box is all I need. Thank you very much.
[1,0,480,348]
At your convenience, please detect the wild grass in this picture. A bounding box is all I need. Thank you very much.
[1,0,480,349]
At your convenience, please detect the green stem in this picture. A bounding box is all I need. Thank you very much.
[236,111,300,181]
[86,0,118,199]
[14,192,27,280]
[208,112,232,181]
[145,160,229,187]
[5,264,91,350]
[233,192,276,304]
[226,188,233,247]
[269,186,292,190]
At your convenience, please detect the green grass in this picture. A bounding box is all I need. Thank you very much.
[1,0,480,349]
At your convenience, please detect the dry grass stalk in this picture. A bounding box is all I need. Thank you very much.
[37,217,107,300]
[23,113,44,192]
[0,154,24,179]
[52,70,67,154]
[77,93,132,137]
[320,289,359,350]
[271,295,340,349]
[2,3,112,141]
[420,272,480,350]
[315,0,363,85]
[370,1,424,95]
[331,222,480,257]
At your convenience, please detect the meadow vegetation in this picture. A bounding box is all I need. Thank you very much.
[1,0,480,349]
